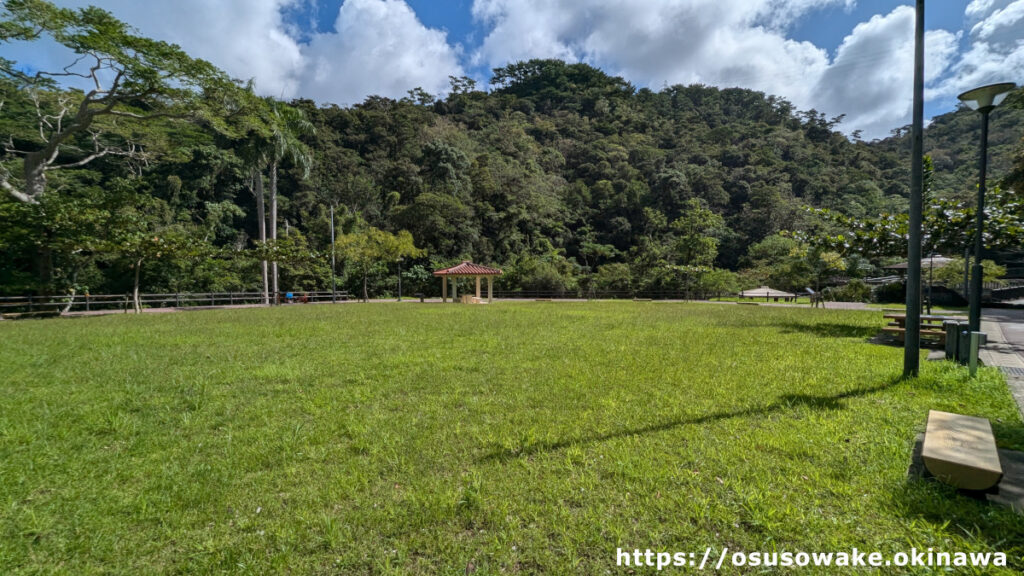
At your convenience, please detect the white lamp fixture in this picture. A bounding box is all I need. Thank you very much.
[957,82,1016,112]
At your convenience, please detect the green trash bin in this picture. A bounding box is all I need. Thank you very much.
[957,322,971,365]
[943,321,959,361]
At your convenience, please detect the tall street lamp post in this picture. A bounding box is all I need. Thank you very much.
[957,82,1016,332]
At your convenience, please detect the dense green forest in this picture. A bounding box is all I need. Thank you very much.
[2,1,1023,301]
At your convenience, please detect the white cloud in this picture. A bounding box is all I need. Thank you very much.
[10,1,1020,138]
[298,0,464,106]
[810,7,960,138]
[971,1,1024,43]
[56,0,305,97]
[939,0,1024,98]
[470,0,847,104]
[471,0,960,138]
[24,0,462,105]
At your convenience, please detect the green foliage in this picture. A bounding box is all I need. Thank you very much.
[932,258,1006,286]
[873,280,907,304]
[592,262,632,294]
[337,225,424,300]
[0,0,237,202]
[696,268,740,297]
[829,278,872,303]
[795,184,1024,261]
[2,2,1022,299]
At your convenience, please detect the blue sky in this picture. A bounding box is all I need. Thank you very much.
[17,1,1024,139]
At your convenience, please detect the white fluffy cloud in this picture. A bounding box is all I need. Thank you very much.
[30,0,462,104]
[470,0,969,139]
[938,0,1024,98]
[11,1,1021,138]
[470,0,842,105]
[298,0,463,105]
[53,0,305,97]
[810,7,960,138]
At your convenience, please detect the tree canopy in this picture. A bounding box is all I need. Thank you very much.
[2,1,1023,300]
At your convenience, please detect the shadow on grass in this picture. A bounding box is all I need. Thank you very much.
[478,378,901,463]
[992,420,1024,453]
[774,321,882,339]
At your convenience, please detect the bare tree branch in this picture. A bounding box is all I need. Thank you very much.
[47,132,144,171]
[0,176,34,204]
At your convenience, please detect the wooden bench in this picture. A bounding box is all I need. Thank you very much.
[413,292,425,302]
[882,326,946,343]
[922,410,1002,491]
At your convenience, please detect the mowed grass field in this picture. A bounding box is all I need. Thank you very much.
[1,302,1023,574]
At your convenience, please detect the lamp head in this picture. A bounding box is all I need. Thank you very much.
[957,82,1017,113]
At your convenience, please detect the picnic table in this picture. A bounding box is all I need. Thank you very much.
[882,313,967,344]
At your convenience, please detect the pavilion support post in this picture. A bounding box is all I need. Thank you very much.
[487,277,493,303]
[452,277,457,302]
[476,276,481,299]
[442,275,447,302]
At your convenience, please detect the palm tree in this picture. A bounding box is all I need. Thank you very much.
[266,101,314,299]
[229,91,275,305]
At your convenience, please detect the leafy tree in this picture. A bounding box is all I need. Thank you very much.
[796,184,1024,261]
[337,226,423,301]
[696,268,739,299]
[0,0,234,203]
[103,185,200,312]
[932,258,1006,287]
[264,100,314,298]
[670,198,725,267]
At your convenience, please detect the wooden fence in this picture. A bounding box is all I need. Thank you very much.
[0,290,348,316]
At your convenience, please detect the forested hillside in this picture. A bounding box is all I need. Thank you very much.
[2,2,1023,299]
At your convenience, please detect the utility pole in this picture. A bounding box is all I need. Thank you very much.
[903,0,925,377]
[330,204,337,304]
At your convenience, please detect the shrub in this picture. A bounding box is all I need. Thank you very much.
[829,279,871,302]
[873,281,906,304]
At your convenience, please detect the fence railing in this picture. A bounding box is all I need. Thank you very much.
[0,290,349,315]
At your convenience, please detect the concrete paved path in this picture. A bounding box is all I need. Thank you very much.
[980,308,1024,418]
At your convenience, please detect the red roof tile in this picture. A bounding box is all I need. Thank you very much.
[433,261,503,276]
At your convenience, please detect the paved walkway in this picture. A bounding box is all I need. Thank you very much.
[980,308,1024,418]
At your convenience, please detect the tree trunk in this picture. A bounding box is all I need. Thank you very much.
[35,244,54,296]
[62,287,76,315]
[253,169,269,305]
[363,272,368,302]
[133,258,143,314]
[22,155,48,202]
[270,161,279,303]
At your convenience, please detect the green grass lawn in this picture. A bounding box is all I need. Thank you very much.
[2,303,1022,574]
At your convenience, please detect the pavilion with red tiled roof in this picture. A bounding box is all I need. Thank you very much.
[433,261,502,303]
